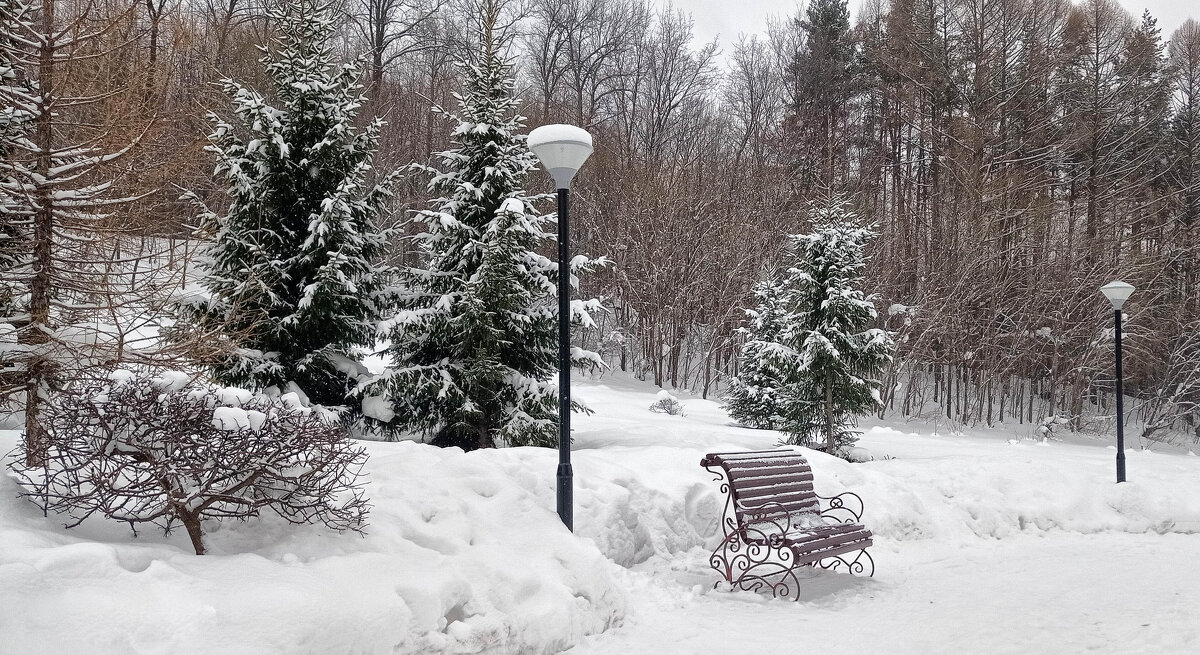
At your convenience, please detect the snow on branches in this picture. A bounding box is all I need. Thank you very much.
[725,198,894,456]
[172,0,396,409]
[362,25,605,450]
[7,370,370,555]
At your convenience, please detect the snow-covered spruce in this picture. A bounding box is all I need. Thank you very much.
[5,369,370,556]
[171,0,396,409]
[724,277,795,430]
[775,199,893,455]
[361,40,604,449]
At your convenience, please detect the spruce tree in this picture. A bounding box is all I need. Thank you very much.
[724,277,797,430]
[174,0,395,408]
[778,199,893,455]
[363,17,603,451]
[784,0,860,191]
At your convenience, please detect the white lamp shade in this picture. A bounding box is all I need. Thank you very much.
[1100,280,1135,309]
[528,124,593,189]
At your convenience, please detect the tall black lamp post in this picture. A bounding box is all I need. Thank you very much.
[528,124,594,531]
[1101,280,1134,483]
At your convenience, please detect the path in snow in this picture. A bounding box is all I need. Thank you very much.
[565,375,1200,654]
[566,533,1200,654]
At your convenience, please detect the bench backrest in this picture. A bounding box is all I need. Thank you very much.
[700,450,818,529]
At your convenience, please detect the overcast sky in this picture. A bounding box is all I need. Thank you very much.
[677,0,1197,61]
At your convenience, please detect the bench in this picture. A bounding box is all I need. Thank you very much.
[700,449,874,600]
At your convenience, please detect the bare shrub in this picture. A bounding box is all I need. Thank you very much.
[649,390,685,416]
[7,370,370,555]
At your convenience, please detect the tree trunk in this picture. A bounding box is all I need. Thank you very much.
[182,513,206,555]
[825,373,835,455]
[24,2,57,468]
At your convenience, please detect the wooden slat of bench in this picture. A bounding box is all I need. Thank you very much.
[792,537,874,566]
[739,499,825,520]
[729,471,813,489]
[742,522,870,550]
[701,450,793,467]
[726,464,813,479]
[739,492,821,512]
[715,451,811,465]
[732,471,815,489]
[785,522,866,543]
[735,481,815,500]
[792,529,872,552]
[739,506,822,525]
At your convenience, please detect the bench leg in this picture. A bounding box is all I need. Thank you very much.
[709,530,804,601]
[812,548,875,577]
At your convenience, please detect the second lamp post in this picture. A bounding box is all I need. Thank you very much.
[528,124,594,531]
[1101,280,1134,483]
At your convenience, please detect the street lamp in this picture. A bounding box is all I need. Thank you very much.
[528,124,593,531]
[1101,280,1134,483]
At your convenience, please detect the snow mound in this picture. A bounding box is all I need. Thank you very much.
[0,436,626,654]
[8,373,1200,653]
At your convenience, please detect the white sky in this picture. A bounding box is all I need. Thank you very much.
[677,0,1197,61]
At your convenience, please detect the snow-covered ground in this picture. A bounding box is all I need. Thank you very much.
[4,372,1200,653]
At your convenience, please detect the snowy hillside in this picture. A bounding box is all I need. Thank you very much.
[4,372,1200,653]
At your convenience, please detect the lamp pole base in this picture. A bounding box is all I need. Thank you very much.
[556,463,573,531]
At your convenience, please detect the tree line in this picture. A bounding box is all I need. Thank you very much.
[2,0,1198,440]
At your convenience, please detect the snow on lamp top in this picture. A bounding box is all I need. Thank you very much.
[528,124,593,189]
[1100,280,1135,309]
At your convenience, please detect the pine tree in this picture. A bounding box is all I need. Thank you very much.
[778,199,893,455]
[783,0,860,192]
[1114,11,1173,244]
[174,0,395,408]
[1170,20,1200,315]
[724,277,797,430]
[363,10,603,451]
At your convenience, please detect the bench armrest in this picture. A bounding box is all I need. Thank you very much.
[816,491,865,524]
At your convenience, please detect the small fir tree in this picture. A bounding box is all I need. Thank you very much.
[174,0,396,408]
[724,277,798,430]
[778,199,893,455]
[363,14,603,450]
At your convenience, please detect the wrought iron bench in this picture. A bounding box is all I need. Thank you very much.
[700,449,874,600]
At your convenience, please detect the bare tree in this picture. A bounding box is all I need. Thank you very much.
[0,0,165,463]
[347,0,446,97]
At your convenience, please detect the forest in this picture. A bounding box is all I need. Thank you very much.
[2,0,1199,442]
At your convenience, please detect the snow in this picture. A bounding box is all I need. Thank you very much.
[211,406,252,431]
[362,394,396,422]
[498,197,524,214]
[152,370,193,393]
[0,434,624,654]
[5,372,1200,652]
[215,386,254,407]
[527,124,593,150]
